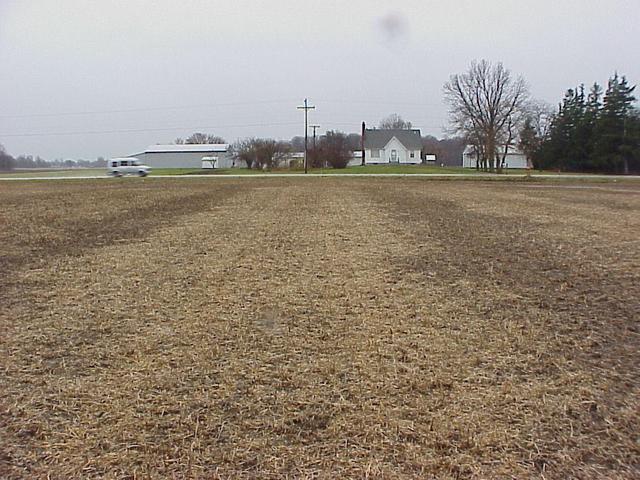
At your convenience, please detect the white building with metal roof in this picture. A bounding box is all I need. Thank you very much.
[462,145,529,169]
[128,144,240,169]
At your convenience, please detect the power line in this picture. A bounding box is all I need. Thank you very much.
[0,121,301,138]
[328,121,446,129]
[0,98,448,120]
[0,99,301,119]
[317,99,446,108]
[0,120,448,139]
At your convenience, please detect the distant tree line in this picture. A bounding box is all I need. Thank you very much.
[421,136,466,166]
[0,117,476,173]
[528,74,639,173]
[13,155,49,168]
[174,132,226,144]
[0,145,15,171]
[0,145,108,171]
[379,113,413,130]
[15,155,107,168]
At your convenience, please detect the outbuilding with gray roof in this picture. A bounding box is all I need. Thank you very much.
[128,144,240,169]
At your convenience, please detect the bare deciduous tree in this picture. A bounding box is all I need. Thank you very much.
[290,136,305,151]
[444,60,529,172]
[253,139,291,170]
[309,131,352,169]
[518,100,553,168]
[232,138,257,169]
[379,114,413,130]
[175,133,226,144]
[231,138,290,170]
[525,100,553,139]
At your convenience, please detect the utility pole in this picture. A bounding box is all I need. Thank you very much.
[623,116,629,175]
[361,121,366,166]
[310,125,321,148]
[310,125,321,168]
[297,98,315,174]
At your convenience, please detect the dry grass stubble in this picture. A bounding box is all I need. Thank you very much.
[1,179,638,478]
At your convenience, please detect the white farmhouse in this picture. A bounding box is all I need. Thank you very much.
[363,129,422,165]
[462,145,529,169]
[129,144,240,169]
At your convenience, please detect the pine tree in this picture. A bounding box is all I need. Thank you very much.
[540,88,585,171]
[566,85,589,170]
[539,74,638,173]
[627,109,640,173]
[519,117,539,167]
[593,74,637,173]
[582,83,603,170]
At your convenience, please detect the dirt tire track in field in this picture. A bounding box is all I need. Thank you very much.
[0,181,250,304]
[1,179,639,479]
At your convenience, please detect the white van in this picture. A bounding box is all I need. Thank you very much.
[108,157,151,177]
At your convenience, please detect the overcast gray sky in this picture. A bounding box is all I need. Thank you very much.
[1,0,638,160]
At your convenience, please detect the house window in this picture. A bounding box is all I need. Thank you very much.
[410,152,415,158]
[371,149,380,158]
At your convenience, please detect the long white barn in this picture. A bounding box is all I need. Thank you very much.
[129,144,239,169]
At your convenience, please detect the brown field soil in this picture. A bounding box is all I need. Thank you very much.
[1,178,639,479]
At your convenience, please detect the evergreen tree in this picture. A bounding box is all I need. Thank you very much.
[566,85,589,170]
[539,88,582,171]
[518,117,539,167]
[593,74,636,173]
[627,109,640,173]
[581,83,603,170]
[538,73,638,173]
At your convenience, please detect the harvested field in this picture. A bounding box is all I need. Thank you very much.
[1,178,639,479]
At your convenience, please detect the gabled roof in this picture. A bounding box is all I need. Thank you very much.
[139,144,230,154]
[364,129,422,150]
